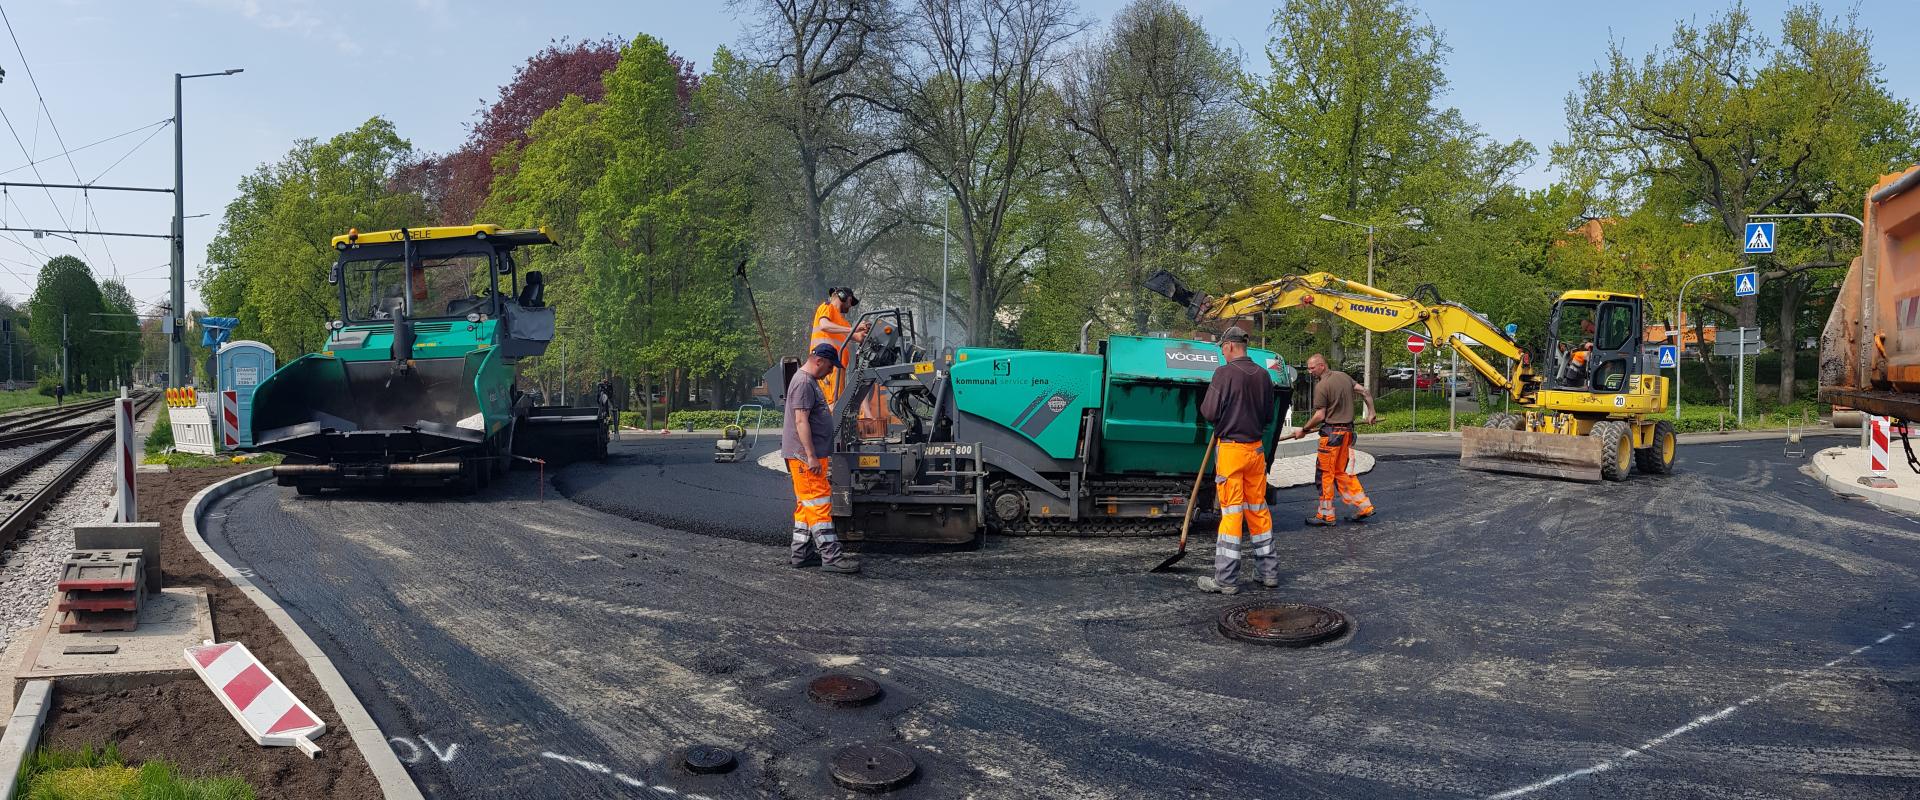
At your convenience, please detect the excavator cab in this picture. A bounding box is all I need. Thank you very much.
[1544,293,1645,394]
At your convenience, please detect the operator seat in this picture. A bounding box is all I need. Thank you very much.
[517,270,546,307]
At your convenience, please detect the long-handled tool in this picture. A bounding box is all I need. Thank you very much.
[1150,433,1217,573]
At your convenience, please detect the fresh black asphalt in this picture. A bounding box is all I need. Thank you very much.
[203,432,1920,799]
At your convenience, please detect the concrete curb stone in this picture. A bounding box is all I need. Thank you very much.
[0,679,52,799]
[181,468,423,800]
[1808,446,1920,517]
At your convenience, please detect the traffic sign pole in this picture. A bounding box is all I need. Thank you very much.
[1406,334,1426,432]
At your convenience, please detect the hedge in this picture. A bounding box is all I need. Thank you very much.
[658,408,782,430]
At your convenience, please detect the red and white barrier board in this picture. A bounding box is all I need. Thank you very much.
[184,641,326,757]
[220,389,240,450]
[1870,415,1891,475]
[113,390,136,522]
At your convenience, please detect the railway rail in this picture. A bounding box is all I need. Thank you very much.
[0,391,156,551]
[0,396,123,434]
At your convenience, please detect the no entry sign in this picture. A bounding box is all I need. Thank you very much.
[1406,334,1427,354]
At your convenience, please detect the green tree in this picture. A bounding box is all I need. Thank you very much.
[97,280,141,385]
[1230,0,1532,386]
[27,255,103,391]
[1058,0,1248,336]
[1559,2,1919,402]
[202,118,430,358]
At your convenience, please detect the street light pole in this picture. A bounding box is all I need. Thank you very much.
[1318,214,1419,387]
[1673,265,1758,422]
[171,68,243,389]
[940,199,950,353]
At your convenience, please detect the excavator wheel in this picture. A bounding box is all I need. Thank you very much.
[1634,419,1676,475]
[1483,412,1521,431]
[1593,420,1633,482]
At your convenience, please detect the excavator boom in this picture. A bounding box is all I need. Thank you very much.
[1147,268,1661,482]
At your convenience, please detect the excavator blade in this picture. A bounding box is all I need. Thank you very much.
[1459,426,1604,482]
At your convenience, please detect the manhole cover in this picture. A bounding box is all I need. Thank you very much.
[829,744,916,793]
[681,745,736,774]
[808,673,882,707]
[1218,602,1349,647]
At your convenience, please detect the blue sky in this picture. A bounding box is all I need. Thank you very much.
[1,0,1913,314]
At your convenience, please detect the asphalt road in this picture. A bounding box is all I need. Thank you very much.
[203,432,1920,799]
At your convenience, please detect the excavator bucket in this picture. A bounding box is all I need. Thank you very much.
[1459,427,1605,482]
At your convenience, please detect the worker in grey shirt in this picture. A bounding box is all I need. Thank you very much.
[783,343,859,573]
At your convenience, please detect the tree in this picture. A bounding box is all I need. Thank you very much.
[884,0,1084,346]
[202,118,431,358]
[1231,0,1531,386]
[1058,0,1246,335]
[738,0,904,298]
[404,38,627,225]
[97,280,141,385]
[1560,2,1919,403]
[27,255,102,391]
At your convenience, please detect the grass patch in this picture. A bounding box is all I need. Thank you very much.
[1342,389,1825,434]
[0,389,112,414]
[16,744,255,800]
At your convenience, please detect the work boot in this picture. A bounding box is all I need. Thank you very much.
[1304,516,1336,528]
[1347,507,1376,523]
[1196,577,1240,595]
[821,558,862,574]
[1260,574,1280,589]
[791,555,821,568]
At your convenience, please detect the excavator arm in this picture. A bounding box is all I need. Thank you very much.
[1148,270,1538,402]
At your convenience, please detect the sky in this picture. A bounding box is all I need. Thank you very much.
[0,0,1913,318]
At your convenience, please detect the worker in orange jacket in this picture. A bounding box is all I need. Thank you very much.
[1294,354,1376,526]
[809,287,869,407]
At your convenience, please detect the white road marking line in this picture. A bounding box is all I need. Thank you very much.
[1484,622,1911,799]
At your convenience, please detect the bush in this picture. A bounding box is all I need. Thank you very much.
[144,416,174,456]
[665,408,781,430]
[35,374,58,397]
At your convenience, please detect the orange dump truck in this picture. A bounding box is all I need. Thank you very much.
[1822,165,1920,420]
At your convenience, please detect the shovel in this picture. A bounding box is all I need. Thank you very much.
[1150,433,1217,573]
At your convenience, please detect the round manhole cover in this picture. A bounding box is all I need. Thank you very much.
[808,673,882,707]
[829,744,916,793]
[681,745,736,774]
[1218,602,1349,647]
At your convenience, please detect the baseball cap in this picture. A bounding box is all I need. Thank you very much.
[1220,325,1250,343]
[810,343,839,361]
[831,286,860,307]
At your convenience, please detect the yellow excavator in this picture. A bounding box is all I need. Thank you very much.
[1146,270,1675,481]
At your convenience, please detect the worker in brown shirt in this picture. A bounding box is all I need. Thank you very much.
[1196,326,1279,595]
[1293,354,1376,526]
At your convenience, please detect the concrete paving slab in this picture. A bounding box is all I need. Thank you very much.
[0,679,51,799]
[16,587,210,680]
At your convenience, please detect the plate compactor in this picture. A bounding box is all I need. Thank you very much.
[776,309,1295,545]
[252,225,609,494]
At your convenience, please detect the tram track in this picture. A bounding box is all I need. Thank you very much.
[0,391,156,552]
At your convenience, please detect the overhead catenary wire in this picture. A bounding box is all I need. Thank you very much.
[0,118,170,179]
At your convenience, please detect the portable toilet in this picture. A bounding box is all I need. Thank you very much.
[216,340,276,449]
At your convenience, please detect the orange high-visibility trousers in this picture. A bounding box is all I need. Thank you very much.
[1214,440,1277,586]
[787,457,844,564]
[1315,426,1372,522]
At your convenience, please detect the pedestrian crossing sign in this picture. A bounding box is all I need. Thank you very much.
[1734,271,1758,297]
[1657,345,1677,369]
[1743,221,1775,253]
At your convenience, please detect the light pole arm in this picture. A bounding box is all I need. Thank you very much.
[1748,212,1865,229]
[1672,266,1754,421]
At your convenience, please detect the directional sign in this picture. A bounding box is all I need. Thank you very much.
[1743,222,1775,254]
[1406,334,1427,354]
[1734,271,1759,297]
[1657,345,1677,369]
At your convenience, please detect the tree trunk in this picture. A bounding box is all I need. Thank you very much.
[1775,274,1807,405]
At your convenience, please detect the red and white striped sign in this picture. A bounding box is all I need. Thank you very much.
[1870,415,1891,475]
[220,389,240,449]
[185,641,325,757]
[113,391,136,522]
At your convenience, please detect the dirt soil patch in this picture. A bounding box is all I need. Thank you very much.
[36,466,383,799]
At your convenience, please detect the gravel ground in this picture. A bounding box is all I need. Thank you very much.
[0,402,156,654]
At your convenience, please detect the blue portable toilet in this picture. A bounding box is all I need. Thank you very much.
[216,340,276,449]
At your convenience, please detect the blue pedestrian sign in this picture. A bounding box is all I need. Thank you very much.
[1743,222,1775,254]
[1657,345,1677,369]
[1734,271,1759,297]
